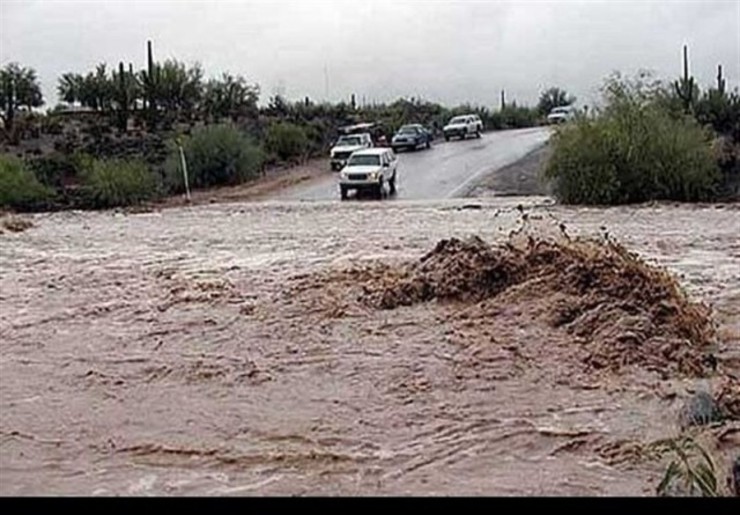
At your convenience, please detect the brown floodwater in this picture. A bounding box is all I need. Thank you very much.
[1,198,738,496]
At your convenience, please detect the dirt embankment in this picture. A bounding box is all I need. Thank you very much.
[148,158,331,210]
[467,143,553,197]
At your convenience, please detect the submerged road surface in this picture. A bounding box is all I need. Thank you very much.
[277,127,552,201]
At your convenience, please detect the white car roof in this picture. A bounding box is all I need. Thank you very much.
[350,148,390,156]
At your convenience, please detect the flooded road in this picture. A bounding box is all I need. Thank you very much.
[277,128,552,201]
[1,198,738,496]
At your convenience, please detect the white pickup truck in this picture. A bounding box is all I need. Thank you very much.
[329,133,373,171]
[443,114,483,141]
[338,148,398,200]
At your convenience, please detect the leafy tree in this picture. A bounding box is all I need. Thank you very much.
[0,63,44,136]
[537,86,576,116]
[155,60,203,115]
[203,73,259,121]
[74,63,114,111]
[57,72,84,106]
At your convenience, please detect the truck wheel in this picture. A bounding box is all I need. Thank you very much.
[445,135,450,142]
[476,129,481,138]
[389,173,396,194]
[376,179,384,199]
[425,139,431,149]
[340,185,348,200]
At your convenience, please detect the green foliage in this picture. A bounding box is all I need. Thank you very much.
[490,104,541,130]
[153,59,203,114]
[537,87,576,116]
[0,154,54,210]
[0,63,44,114]
[1,63,44,140]
[80,158,159,208]
[164,124,264,192]
[544,74,720,205]
[651,437,719,497]
[695,88,740,141]
[203,73,260,121]
[264,122,310,161]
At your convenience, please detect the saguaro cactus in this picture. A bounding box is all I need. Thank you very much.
[139,40,160,128]
[115,61,129,131]
[717,64,726,95]
[501,89,506,110]
[673,45,697,113]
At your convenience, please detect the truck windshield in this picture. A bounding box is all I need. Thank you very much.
[449,117,468,124]
[399,126,419,134]
[337,136,362,146]
[347,154,380,166]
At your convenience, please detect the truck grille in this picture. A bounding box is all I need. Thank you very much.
[348,173,368,181]
[333,151,352,160]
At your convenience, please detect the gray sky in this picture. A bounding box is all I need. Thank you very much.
[2,0,739,109]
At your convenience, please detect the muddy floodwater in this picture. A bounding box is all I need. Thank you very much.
[1,198,738,496]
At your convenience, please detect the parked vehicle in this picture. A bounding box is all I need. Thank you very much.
[338,122,389,146]
[391,124,433,152]
[443,114,483,141]
[338,148,398,200]
[329,132,373,171]
[547,105,576,124]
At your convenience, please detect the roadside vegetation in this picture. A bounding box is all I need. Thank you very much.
[164,124,264,192]
[1,41,555,212]
[3,41,736,211]
[545,48,739,204]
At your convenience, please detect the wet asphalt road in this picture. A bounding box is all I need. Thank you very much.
[277,127,552,201]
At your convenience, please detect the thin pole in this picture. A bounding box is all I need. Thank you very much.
[177,138,191,202]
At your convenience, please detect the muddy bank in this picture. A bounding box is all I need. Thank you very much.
[466,144,552,197]
[148,158,331,210]
[1,199,738,495]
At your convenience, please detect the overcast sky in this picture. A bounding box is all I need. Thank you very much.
[2,0,739,109]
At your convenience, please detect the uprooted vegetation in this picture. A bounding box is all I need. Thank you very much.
[358,233,717,377]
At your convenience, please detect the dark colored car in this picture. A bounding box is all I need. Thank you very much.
[391,124,432,152]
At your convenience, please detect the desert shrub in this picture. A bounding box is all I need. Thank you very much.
[489,105,540,130]
[80,158,159,208]
[0,154,55,211]
[164,124,264,192]
[264,122,310,162]
[26,153,85,190]
[544,76,720,204]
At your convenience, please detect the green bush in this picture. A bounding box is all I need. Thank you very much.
[544,77,720,205]
[81,158,159,208]
[0,154,55,211]
[165,124,264,192]
[490,105,541,130]
[264,122,310,162]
